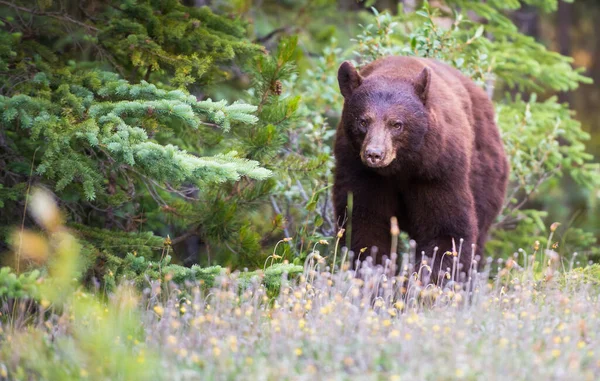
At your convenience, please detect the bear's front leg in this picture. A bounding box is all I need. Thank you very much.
[333,170,398,268]
[407,185,478,285]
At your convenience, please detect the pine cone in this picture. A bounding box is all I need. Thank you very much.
[271,80,283,95]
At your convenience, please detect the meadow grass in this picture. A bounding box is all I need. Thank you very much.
[1,190,599,380]
[2,252,600,380]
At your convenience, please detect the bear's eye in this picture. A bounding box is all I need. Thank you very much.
[391,121,404,131]
[356,118,370,132]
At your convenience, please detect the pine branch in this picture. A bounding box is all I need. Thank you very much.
[0,1,99,32]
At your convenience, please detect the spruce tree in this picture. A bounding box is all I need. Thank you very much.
[0,1,296,272]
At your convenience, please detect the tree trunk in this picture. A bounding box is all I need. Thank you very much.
[557,0,573,104]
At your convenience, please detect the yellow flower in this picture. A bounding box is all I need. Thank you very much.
[153,306,164,317]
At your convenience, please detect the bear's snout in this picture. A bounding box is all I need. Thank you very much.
[361,144,395,168]
[364,146,385,166]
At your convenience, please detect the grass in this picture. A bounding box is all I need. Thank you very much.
[1,190,599,380]
[2,256,600,380]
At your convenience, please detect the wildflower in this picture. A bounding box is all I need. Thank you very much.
[343,357,354,367]
[30,188,62,232]
[153,306,164,317]
[390,217,400,236]
[295,347,303,356]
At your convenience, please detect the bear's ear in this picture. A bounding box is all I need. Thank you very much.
[414,67,431,104]
[338,61,362,99]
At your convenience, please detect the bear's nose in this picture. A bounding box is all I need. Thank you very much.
[365,147,384,165]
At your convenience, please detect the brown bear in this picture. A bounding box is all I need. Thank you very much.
[333,56,509,283]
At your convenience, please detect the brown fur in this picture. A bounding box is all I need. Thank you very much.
[333,56,509,282]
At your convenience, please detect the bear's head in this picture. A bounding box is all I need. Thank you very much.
[338,61,430,173]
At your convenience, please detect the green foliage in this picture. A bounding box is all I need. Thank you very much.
[1,0,599,285]
[560,263,600,286]
[0,0,303,271]
[276,0,600,261]
[0,267,40,301]
[0,74,268,201]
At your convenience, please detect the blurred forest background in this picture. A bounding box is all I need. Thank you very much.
[1,0,599,286]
